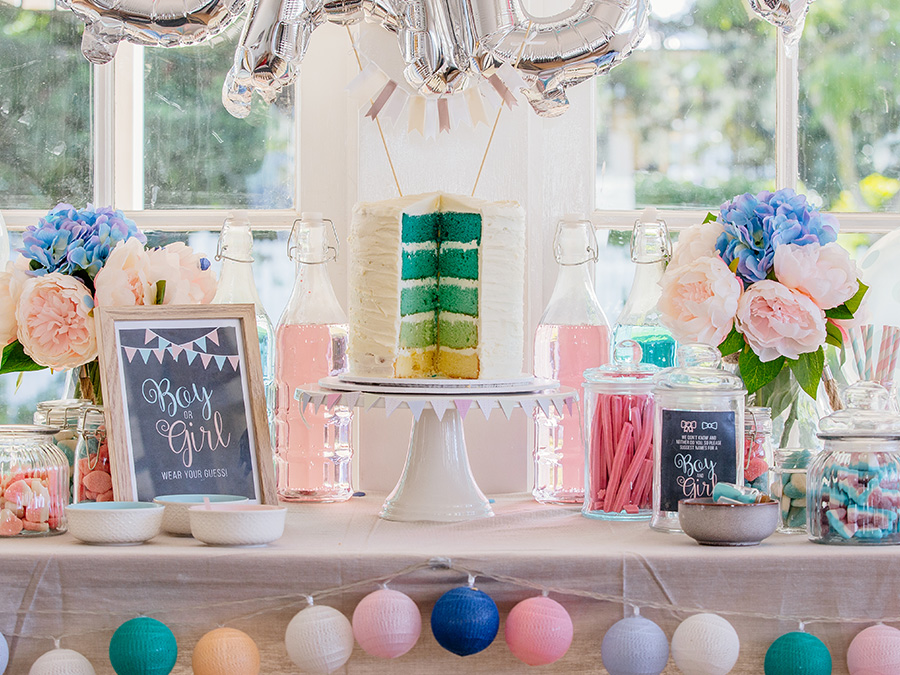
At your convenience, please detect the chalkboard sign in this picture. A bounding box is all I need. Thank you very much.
[97,305,276,503]
[658,409,738,512]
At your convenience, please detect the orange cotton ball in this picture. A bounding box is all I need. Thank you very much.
[191,628,260,675]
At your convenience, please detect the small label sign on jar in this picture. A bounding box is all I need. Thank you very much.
[659,409,737,512]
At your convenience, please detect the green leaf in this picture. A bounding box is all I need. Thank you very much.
[825,305,853,320]
[845,280,868,315]
[0,340,46,375]
[718,327,745,356]
[702,211,718,224]
[825,321,844,349]
[753,367,799,418]
[155,280,167,305]
[738,347,786,395]
[789,348,825,399]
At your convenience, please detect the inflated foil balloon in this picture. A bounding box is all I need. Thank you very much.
[504,596,573,666]
[108,617,178,675]
[847,624,900,675]
[601,616,669,675]
[670,614,740,675]
[747,0,815,53]
[352,589,422,659]
[1,631,8,674]
[764,632,831,675]
[430,587,499,657]
[29,648,96,675]
[192,628,260,675]
[285,605,354,674]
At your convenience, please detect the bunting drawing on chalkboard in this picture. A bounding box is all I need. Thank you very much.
[121,327,239,371]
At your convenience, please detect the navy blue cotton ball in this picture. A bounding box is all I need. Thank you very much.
[430,587,499,656]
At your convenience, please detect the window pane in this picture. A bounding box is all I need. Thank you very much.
[0,2,92,208]
[596,0,776,210]
[800,2,900,212]
[143,40,295,209]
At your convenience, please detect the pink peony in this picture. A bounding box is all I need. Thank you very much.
[16,273,97,369]
[773,242,859,310]
[658,256,743,346]
[736,280,826,362]
[8,254,33,303]
[146,243,216,305]
[669,220,722,270]
[0,266,17,346]
[94,238,155,307]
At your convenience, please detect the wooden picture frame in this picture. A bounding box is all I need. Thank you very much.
[96,304,276,504]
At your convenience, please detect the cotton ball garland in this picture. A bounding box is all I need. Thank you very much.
[192,628,260,675]
[29,649,96,675]
[601,616,669,675]
[0,632,8,674]
[108,617,177,675]
[847,624,900,675]
[671,613,740,675]
[504,596,573,666]
[352,588,422,658]
[764,632,831,675]
[430,586,499,656]
[285,604,354,674]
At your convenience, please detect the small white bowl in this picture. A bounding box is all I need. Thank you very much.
[189,503,287,547]
[66,502,164,545]
[153,494,249,535]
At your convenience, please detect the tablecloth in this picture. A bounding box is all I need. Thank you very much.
[3,494,898,674]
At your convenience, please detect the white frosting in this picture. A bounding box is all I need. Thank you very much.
[401,241,438,253]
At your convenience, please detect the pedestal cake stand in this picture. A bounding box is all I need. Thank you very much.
[296,377,577,523]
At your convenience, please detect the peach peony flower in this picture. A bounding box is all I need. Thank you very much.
[0,267,17,346]
[94,238,155,307]
[658,256,743,346]
[773,242,859,310]
[669,220,722,270]
[8,254,33,304]
[146,243,217,305]
[736,280,826,362]
[16,273,97,369]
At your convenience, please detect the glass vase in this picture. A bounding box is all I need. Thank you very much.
[750,367,836,451]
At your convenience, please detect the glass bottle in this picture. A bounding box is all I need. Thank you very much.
[651,343,746,532]
[533,214,611,505]
[275,213,353,502]
[613,207,676,369]
[212,212,276,439]
[73,407,110,503]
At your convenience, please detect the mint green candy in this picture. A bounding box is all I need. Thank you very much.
[764,632,831,675]
[109,617,177,675]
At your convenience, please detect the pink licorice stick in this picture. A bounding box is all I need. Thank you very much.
[612,399,654,513]
[604,422,633,511]
[589,396,605,509]
[632,458,653,509]
[599,395,613,489]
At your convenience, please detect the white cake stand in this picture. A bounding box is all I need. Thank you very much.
[296,380,577,523]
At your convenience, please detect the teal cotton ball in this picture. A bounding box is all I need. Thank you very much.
[765,632,832,675]
[109,617,178,675]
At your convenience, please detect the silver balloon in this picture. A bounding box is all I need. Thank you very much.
[475,0,650,117]
[748,0,813,53]
[61,0,249,64]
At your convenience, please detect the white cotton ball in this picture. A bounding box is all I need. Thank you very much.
[29,648,96,675]
[285,605,354,674]
[0,631,8,674]
[671,613,740,675]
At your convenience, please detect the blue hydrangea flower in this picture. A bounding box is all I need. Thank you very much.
[715,188,838,285]
[20,203,146,281]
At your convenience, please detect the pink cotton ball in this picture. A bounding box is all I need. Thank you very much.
[352,589,422,659]
[504,596,574,666]
[847,624,900,675]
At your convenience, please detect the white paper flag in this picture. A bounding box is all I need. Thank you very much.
[407,399,427,421]
[476,398,494,420]
[431,399,453,421]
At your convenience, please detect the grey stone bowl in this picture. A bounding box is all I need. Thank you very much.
[678,497,779,546]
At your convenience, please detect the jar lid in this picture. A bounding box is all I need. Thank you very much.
[34,398,91,426]
[584,340,660,386]
[818,382,900,439]
[652,343,746,393]
[745,407,773,434]
[77,406,106,431]
[0,424,61,437]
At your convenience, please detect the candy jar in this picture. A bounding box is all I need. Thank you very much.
[651,343,746,533]
[73,407,112,503]
[533,214,610,504]
[808,382,900,545]
[34,398,90,500]
[275,213,353,502]
[583,340,659,520]
[0,425,69,536]
[612,208,676,369]
[744,407,773,493]
[771,447,817,533]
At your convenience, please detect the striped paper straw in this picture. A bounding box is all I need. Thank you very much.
[876,325,892,384]
[850,327,865,380]
[889,326,900,385]
[864,324,875,381]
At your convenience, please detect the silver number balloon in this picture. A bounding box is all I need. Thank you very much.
[747,0,814,53]
[61,0,249,64]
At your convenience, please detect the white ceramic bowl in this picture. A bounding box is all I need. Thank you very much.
[189,503,287,546]
[66,502,164,545]
[153,494,249,535]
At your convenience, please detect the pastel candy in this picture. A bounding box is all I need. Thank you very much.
[0,508,23,536]
[826,509,858,539]
[4,479,33,509]
[788,508,807,529]
[771,481,783,499]
[745,457,768,482]
[82,470,112,494]
[790,472,807,494]
[713,483,760,505]
[783,482,805,500]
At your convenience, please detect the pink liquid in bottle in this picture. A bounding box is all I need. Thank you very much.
[275,323,352,502]
[533,324,610,504]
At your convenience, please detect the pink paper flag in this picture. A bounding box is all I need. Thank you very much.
[153,349,165,364]
[170,345,183,361]
[455,399,473,420]
[565,396,575,416]
[200,353,213,368]
[144,329,155,345]
[228,356,240,370]
[207,329,220,346]
[124,347,137,362]
[326,393,341,410]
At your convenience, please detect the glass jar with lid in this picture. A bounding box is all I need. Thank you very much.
[651,343,746,532]
[583,340,659,520]
[73,407,112,503]
[808,382,900,545]
[772,447,817,533]
[744,407,773,493]
[0,425,69,536]
[34,398,91,499]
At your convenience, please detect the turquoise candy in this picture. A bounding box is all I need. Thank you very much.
[788,507,807,529]
[783,482,805,500]
[109,617,177,675]
[750,475,769,492]
[764,632,831,675]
